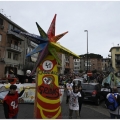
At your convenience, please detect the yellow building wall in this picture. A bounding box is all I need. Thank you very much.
[111,48,120,72]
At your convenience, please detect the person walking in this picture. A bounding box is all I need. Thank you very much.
[3,84,25,119]
[78,86,84,116]
[106,87,120,119]
[68,82,81,119]
[66,79,73,104]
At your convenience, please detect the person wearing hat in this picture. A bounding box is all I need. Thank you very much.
[3,85,25,119]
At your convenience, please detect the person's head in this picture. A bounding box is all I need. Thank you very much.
[26,70,31,76]
[112,87,118,93]
[73,85,79,93]
[9,85,17,94]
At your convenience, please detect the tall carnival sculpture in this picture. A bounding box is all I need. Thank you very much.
[13,14,80,119]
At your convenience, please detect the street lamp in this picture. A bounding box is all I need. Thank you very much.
[84,30,88,81]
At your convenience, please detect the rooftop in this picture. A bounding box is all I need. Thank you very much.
[109,46,120,52]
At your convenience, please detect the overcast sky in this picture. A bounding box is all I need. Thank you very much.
[0,1,120,58]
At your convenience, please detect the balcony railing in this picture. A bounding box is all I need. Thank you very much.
[7,30,24,41]
[7,44,22,53]
[115,58,120,62]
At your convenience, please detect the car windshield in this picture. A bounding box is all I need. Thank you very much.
[81,84,95,90]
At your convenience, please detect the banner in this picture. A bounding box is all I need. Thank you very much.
[0,83,64,104]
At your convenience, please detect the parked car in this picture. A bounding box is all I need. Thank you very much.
[81,83,104,105]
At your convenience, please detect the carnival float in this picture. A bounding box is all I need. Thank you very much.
[0,14,80,118]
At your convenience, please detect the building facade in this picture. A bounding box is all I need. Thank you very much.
[0,13,37,78]
[74,59,80,73]
[79,53,103,72]
[102,58,111,72]
[109,46,120,72]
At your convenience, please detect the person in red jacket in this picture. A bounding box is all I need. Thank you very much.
[3,85,25,119]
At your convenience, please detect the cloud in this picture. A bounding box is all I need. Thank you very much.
[0,1,120,58]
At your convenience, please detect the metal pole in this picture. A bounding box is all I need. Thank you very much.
[84,30,88,82]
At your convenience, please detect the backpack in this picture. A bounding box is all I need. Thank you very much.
[106,93,119,111]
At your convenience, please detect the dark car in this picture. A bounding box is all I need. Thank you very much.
[81,83,104,105]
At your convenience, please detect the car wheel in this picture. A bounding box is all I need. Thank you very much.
[95,98,100,106]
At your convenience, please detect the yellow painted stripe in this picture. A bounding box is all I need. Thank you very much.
[37,92,60,104]
[37,103,61,119]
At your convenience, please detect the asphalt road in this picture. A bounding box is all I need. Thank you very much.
[0,94,110,119]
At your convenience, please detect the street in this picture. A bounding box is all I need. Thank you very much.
[0,93,110,119]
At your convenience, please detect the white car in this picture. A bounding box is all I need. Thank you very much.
[72,78,84,85]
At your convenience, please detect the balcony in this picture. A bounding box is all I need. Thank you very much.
[115,58,120,62]
[7,30,24,41]
[7,44,22,53]
[116,64,120,68]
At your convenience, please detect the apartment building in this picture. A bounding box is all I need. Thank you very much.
[79,53,103,72]
[0,13,36,78]
[74,59,80,73]
[109,46,120,72]
[64,55,74,74]
[102,58,111,72]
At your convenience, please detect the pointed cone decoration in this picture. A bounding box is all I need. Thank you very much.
[26,43,48,57]
[36,22,48,39]
[49,42,80,58]
[30,43,49,76]
[51,31,68,42]
[47,14,56,39]
[49,47,61,65]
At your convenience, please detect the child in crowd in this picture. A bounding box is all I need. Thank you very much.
[68,82,81,119]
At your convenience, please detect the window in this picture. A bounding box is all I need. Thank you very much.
[0,18,3,25]
[75,62,77,65]
[19,41,21,45]
[8,52,11,59]
[8,24,13,30]
[0,34,1,41]
[13,53,18,60]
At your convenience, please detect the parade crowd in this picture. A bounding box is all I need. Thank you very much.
[59,72,120,119]
[1,70,120,119]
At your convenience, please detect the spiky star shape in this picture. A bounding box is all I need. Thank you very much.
[18,14,80,75]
